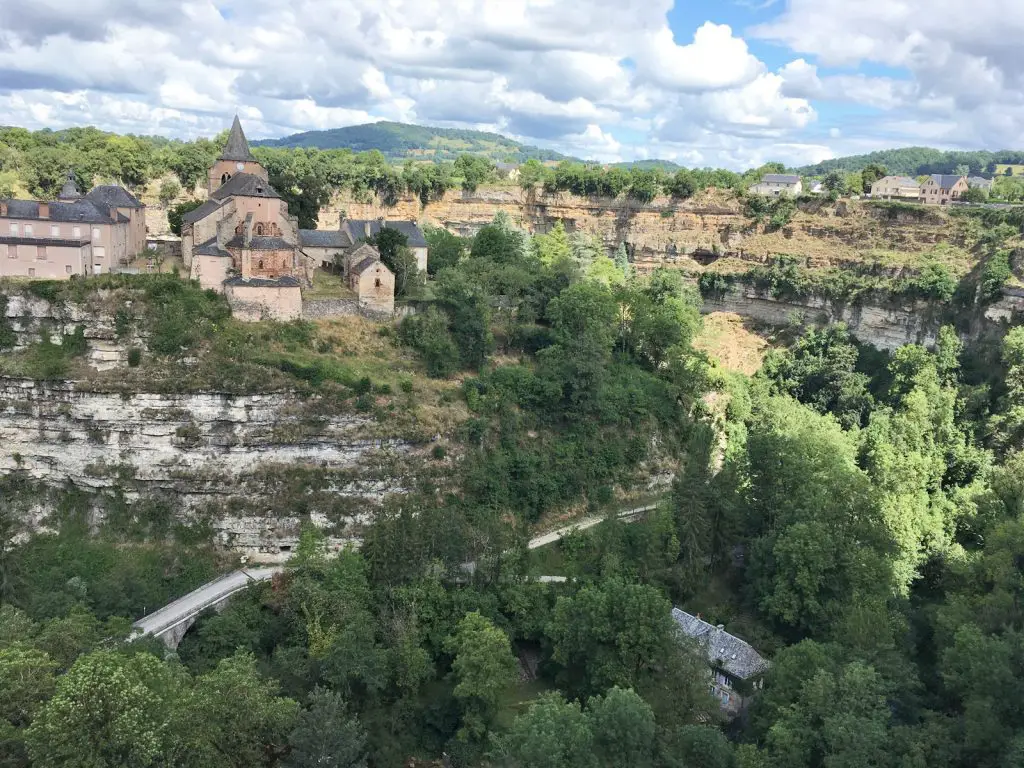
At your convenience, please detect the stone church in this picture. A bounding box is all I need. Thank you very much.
[181,116,313,318]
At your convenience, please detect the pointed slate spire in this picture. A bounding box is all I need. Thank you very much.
[219,115,256,162]
[58,170,82,200]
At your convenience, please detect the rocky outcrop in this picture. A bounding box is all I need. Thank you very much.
[4,293,143,371]
[702,287,1023,350]
[0,378,423,557]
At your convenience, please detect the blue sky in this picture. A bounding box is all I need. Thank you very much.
[0,0,1019,169]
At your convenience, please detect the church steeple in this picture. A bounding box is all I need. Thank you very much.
[219,115,256,163]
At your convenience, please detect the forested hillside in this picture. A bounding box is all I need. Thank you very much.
[797,146,1024,177]
[2,207,1024,767]
[254,121,574,163]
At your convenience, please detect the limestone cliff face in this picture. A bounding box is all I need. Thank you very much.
[324,187,961,270]
[0,378,421,557]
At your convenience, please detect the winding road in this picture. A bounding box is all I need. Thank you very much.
[131,503,659,647]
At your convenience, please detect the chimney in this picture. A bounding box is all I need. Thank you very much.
[38,202,48,219]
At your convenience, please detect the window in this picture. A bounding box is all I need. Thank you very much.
[375,278,381,288]
[93,246,105,261]
[23,224,32,236]
[258,259,264,269]
[9,224,17,236]
[50,224,59,237]
[92,227,101,241]
[72,226,81,238]
[36,246,46,261]
[28,268,35,277]
[65,265,72,274]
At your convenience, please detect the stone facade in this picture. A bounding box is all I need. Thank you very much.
[921,175,969,205]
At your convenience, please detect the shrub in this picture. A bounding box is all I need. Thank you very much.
[127,347,142,367]
[61,325,88,357]
[980,249,1013,302]
[398,307,460,378]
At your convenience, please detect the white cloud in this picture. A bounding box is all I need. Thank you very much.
[637,22,764,92]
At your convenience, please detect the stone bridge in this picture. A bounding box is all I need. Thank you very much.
[130,567,281,649]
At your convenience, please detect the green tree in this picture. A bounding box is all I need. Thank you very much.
[423,226,466,276]
[26,650,179,768]
[455,154,495,193]
[535,221,573,265]
[587,687,656,768]
[177,653,298,768]
[493,692,595,768]
[158,178,181,206]
[167,200,204,237]
[861,163,889,188]
[398,307,460,378]
[436,269,494,370]
[444,611,518,741]
[284,688,367,768]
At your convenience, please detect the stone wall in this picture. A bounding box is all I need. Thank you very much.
[302,298,359,319]
[0,377,423,557]
[225,283,303,321]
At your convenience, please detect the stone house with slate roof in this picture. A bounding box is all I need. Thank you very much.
[749,173,803,197]
[182,117,313,318]
[0,172,146,278]
[345,244,395,315]
[299,214,430,274]
[672,608,769,717]
[920,174,968,205]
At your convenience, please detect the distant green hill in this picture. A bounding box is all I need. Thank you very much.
[255,121,578,163]
[797,147,1024,177]
[610,160,683,172]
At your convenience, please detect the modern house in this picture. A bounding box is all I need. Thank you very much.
[920,174,968,205]
[749,174,803,197]
[0,174,146,279]
[870,175,921,200]
[672,608,770,717]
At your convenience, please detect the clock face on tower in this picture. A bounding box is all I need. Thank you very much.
[236,162,245,171]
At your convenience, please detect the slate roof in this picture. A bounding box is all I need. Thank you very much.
[875,175,920,188]
[59,172,82,200]
[220,115,257,163]
[929,174,966,189]
[1,199,128,224]
[0,236,90,248]
[85,185,143,209]
[224,275,301,288]
[299,229,353,249]
[210,173,281,200]
[225,235,293,251]
[672,608,769,681]
[968,176,994,188]
[760,174,801,185]
[194,237,231,258]
[342,219,428,247]
[181,199,225,226]
[352,255,387,275]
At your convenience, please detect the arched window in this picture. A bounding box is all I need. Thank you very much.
[254,223,264,236]
[375,278,381,288]
[258,259,264,269]
[221,173,230,185]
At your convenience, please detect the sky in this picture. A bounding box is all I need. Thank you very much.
[0,0,1022,169]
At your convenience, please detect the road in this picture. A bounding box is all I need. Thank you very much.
[131,567,281,639]
[133,503,659,641]
[526,503,658,549]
